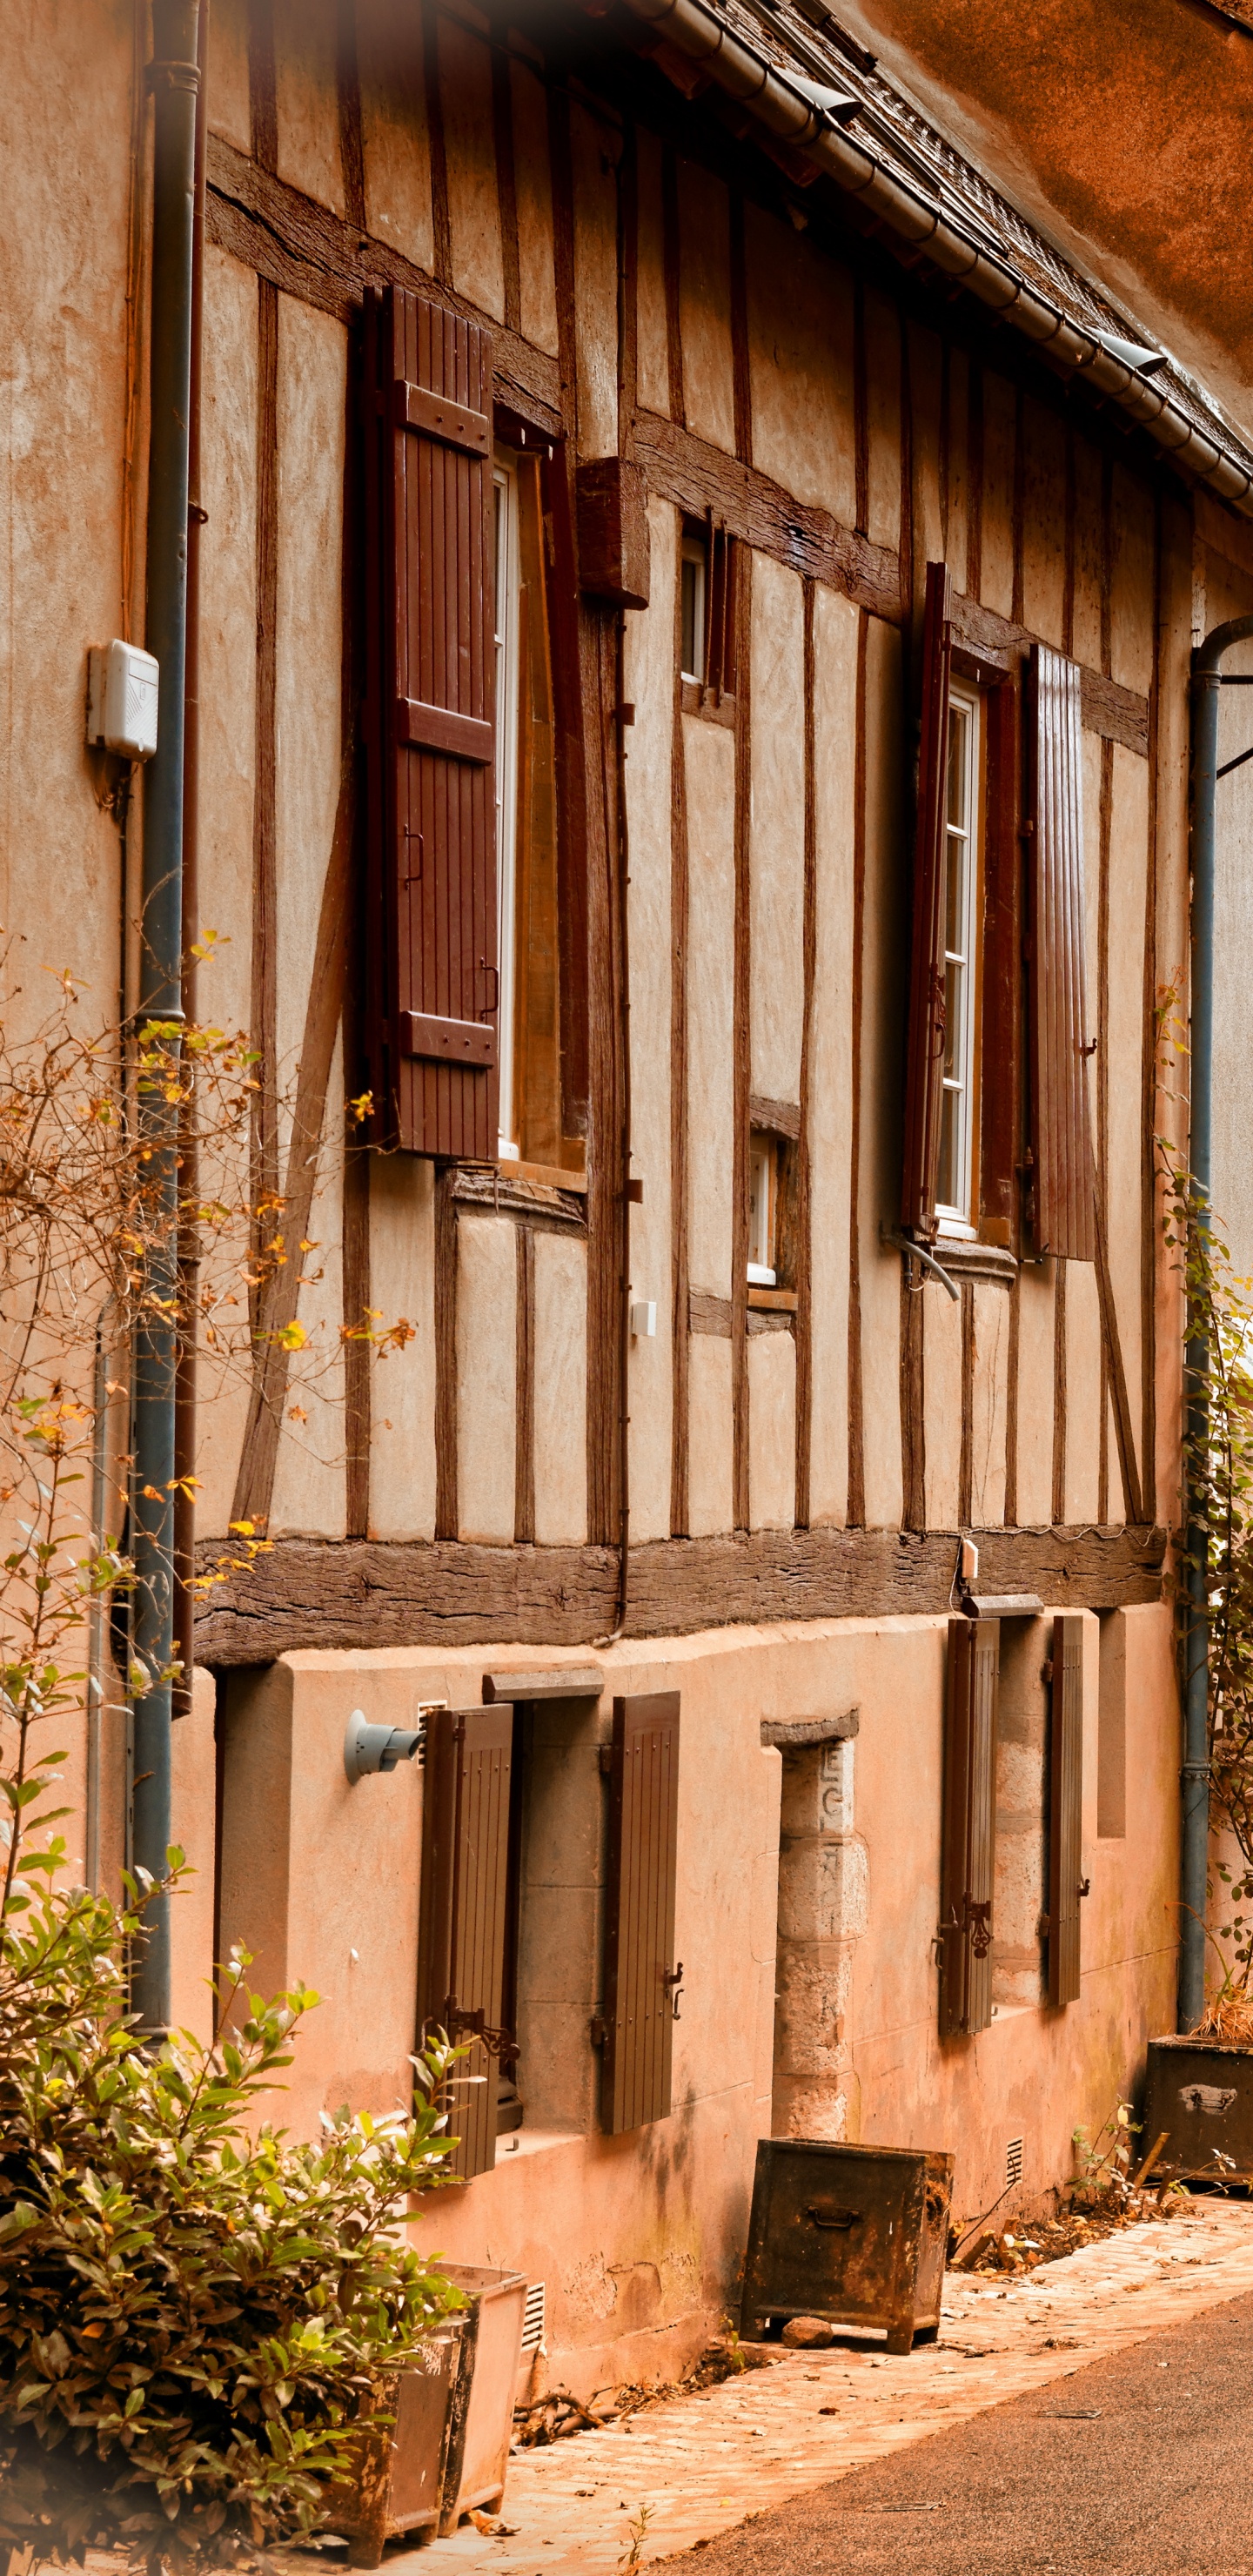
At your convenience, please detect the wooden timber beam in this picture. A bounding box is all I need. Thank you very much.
[195,1522,1166,1664]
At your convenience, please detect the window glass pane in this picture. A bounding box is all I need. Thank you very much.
[943,957,962,1077]
[938,1088,959,1211]
[945,830,964,956]
[680,546,706,681]
[947,701,968,828]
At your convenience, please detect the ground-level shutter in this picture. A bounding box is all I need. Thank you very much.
[939,1616,999,2036]
[602,1693,681,2135]
[362,282,499,1159]
[1049,1614,1086,2007]
[416,1707,513,2181]
[1027,644,1096,1260]
[901,560,954,1239]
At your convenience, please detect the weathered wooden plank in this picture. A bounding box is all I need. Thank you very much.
[950,589,1149,755]
[194,1521,1167,1663]
[205,132,563,437]
[633,409,902,621]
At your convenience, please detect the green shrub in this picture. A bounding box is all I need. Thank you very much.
[0,1868,461,2573]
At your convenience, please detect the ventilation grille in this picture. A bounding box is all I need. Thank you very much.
[1005,2136,1024,2190]
[521,2280,546,2353]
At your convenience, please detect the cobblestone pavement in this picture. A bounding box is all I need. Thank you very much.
[399,2201,1253,2574]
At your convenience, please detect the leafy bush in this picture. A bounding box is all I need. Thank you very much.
[0,1869,461,2573]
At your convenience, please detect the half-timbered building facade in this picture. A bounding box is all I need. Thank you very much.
[9,0,1253,2395]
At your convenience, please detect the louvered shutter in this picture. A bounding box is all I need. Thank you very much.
[1048,1613,1085,2007]
[416,1707,513,2182]
[602,1693,681,2135]
[362,283,499,1160]
[939,1616,999,2036]
[901,561,954,1239]
[1027,645,1096,1260]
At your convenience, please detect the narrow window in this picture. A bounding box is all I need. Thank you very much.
[680,533,707,684]
[747,1133,778,1285]
[493,452,521,1160]
[936,683,982,1237]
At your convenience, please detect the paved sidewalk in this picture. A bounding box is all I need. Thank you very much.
[680,2285,1253,2572]
[405,2201,1253,2574]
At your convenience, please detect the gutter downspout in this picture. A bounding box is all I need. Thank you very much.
[132,0,201,2030]
[173,0,209,1727]
[1179,611,1253,2031]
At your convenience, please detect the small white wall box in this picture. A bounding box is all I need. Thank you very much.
[87,641,159,760]
[630,1299,657,1338]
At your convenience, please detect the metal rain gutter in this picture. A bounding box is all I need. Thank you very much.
[617,0,1253,516]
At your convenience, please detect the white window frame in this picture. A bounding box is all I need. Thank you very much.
[493,452,521,1159]
[935,682,982,1238]
[680,533,707,684]
[747,1133,777,1285]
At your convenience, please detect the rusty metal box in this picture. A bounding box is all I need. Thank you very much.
[1144,2036,1253,2182]
[740,2140,954,2354]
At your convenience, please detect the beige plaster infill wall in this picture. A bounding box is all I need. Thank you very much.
[213,1612,1178,2395]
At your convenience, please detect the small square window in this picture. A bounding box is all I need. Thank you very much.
[680,534,707,684]
[748,1133,778,1285]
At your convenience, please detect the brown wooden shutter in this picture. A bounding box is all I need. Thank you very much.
[602,1692,681,2135]
[901,561,954,1239]
[1048,1613,1085,2007]
[416,1707,513,2182]
[939,1616,999,2036]
[1027,644,1096,1260]
[362,283,499,1160]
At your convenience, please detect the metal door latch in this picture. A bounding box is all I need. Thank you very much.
[661,1962,684,2021]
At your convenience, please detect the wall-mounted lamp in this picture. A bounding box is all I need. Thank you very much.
[344,1700,446,1784]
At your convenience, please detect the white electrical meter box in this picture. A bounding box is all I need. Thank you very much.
[87,641,159,761]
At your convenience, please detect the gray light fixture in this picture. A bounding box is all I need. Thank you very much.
[345,1705,435,1783]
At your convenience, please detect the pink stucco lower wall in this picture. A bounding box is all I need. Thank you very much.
[181,1606,1178,2396]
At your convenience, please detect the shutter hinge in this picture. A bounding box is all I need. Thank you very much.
[589,2014,607,2046]
[1042,1659,1054,1684]
[598,1742,613,1775]
[1078,1877,1091,1898]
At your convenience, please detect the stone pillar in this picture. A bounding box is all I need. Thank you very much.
[993,1618,1049,2009]
[771,1736,867,2140]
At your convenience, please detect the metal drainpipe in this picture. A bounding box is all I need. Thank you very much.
[131,0,201,2030]
[173,0,208,1727]
[1180,610,1253,2030]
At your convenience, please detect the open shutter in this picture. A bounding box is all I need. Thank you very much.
[1027,644,1096,1260]
[362,283,499,1159]
[416,1707,513,2181]
[1048,1613,1085,2007]
[602,1693,680,2135]
[901,561,954,1239]
[939,1616,999,2036]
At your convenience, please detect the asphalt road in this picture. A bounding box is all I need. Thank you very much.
[673,2290,1253,2575]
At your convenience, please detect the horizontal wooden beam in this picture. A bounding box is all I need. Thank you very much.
[633,409,903,622]
[483,1663,605,1701]
[195,1522,1166,1664]
[204,133,564,438]
[951,591,1149,756]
